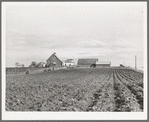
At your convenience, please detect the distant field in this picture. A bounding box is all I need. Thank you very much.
[6,68,143,112]
[6,67,44,74]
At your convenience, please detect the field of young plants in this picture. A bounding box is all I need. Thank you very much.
[6,67,143,112]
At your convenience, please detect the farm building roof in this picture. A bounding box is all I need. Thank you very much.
[77,58,98,65]
[46,52,63,63]
[65,59,74,63]
[37,62,46,67]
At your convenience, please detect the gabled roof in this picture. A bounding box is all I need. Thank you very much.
[65,59,74,63]
[38,62,46,64]
[37,62,46,66]
[46,52,63,62]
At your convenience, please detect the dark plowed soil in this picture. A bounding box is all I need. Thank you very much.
[6,68,143,112]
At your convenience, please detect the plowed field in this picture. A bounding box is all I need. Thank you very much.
[6,68,143,112]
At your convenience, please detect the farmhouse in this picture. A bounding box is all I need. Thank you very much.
[96,61,111,68]
[37,62,46,67]
[77,58,98,67]
[65,59,74,67]
[46,52,63,68]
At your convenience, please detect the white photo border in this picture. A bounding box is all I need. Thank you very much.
[2,2,147,120]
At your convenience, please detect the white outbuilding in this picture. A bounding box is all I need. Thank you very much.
[65,59,74,67]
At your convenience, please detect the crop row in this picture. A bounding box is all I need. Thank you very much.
[6,68,143,112]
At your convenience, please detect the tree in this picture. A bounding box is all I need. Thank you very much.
[120,64,124,67]
[31,61,36,66]
[29,61,37,67]
[15,62,24,67]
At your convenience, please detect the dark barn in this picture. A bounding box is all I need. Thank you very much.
[77,58,98,67]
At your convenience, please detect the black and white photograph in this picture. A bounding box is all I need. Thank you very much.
[2,2,147,120]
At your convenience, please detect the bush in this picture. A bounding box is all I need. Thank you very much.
[120,64,125,67]
[44,69,51,72]
[90,64,96,68]
[25,69,30,74]
[48,69,51,71]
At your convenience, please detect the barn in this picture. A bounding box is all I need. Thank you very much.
[96,62,111,68]
[46,52,63,68]
[77,58,98,67]
[65,59,74,67]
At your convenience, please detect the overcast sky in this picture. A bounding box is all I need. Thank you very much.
[4,2,146,68]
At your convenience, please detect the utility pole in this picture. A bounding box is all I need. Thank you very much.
[135,55,137,70]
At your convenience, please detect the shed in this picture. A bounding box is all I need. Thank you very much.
[96,62,111,68]
[46,52,63,68]
[65,59,74,67]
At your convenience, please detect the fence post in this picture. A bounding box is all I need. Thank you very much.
[15,67,17,74]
